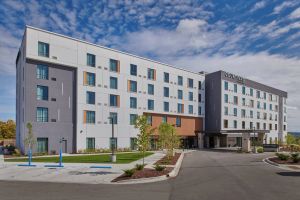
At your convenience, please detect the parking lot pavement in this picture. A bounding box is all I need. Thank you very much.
[0,152,165,184]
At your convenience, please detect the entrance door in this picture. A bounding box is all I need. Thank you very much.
[209,137,215,148]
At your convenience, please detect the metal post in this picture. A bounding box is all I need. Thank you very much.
[109,117,116,162]
[59,139,63,167]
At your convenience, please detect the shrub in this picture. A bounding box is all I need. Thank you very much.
[13,148,21,156]
[154,164,166,171]
[257,147,264,153]
[123,169,135,177]
[289,144,300,152]
[290,153,300,163]
[135,164,145,171]
[276,153,290,161]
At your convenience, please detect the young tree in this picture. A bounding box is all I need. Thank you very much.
[24,122,36,154]
[134,115,154,165]
[286,133,296,145]
[158,122,180,158]
[0,120,16,139]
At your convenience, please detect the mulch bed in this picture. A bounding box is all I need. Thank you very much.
[269,157,300,165]
[155,153,181,165]
[112,167,173,182]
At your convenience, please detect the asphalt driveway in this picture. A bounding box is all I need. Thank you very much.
[0,150,299,200]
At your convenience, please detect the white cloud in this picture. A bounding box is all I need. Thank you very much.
[250,1,267,12]
[273,1,297,14]
[289,7,300,19]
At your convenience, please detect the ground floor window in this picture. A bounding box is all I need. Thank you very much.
[86,137,95,150]
[130,137,137,150]
[37,138,48,153]
[110,138,118,150]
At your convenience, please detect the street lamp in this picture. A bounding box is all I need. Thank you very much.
[108,116,116,162]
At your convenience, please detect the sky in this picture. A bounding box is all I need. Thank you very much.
[0,0,299,131]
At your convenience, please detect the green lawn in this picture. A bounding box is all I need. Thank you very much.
[5,152,153,164]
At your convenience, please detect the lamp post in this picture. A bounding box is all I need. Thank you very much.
[108,116,116,162]
[252,126,256,153]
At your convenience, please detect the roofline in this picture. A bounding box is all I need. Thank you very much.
[25,25,205,77]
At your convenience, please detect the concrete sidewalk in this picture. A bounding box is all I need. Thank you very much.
[0,152,165,184]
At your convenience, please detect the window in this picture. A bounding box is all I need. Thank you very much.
[188,92,193,101]
[176,117,181,127]
[178,76,183,86]
[110,137,117,150]
[86,91,95,104]
[110,94,119,107]
[198,106,202,115]
[130,97,137,109]
[241,109,246,118]
[178,103,184,113]
[110,77,118,89]
[224,107,228,115]
[250,88,253,96]
[250,122,253,129]
[242,121,245,129]
[269,123,272,130]
[162,116,167,123]
[224,120,228,128]
[147,68,155,80]
[148,99,154,110]
[224,94,228,103]
[250,110,253,118]
[37,138,48,153]
[164,87,169,97]
[234,84,237,93]
[257,123,260,130]
[198,94,201,102]
[164,102,169,112]
[86,138,95,150]
[130,137,137,150]
[224,81,228,90]
[275,124,278,131]
[148,84,154,95]
[84,111,95,124]
[178,90,183,100]
[38,41,49,57]
[109,112,118,124]
[257,112,260,119]
[264,103,267,110]
[256,90,261,98]
[110,59,119,72]
[87,53,95,67]
[233,96,238,105]
[84,72,95,86]
[233,108,237,117]
[242,98,246,106]
[37,107,48,122]
[242,86,246,95]
[164,72,169,83]
[129,80,137,93]
[37,65,48,79]
[234,120,237,128]
[269,104,272,111]
[130,64,137,76]
[188,78,193,88]
[188,105,193,114]
[198,81,202,89]
[264,123,266,130]
[37,85,48,100]
[257,101,260,109]
[264,92,266,100]
[130,114,138,125]
[147,115,152,125]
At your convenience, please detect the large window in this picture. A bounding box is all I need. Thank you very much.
[198,106,202,115]
[86,137,95,150]
[148,84,154,95]
[234,84,237,93]
[36,107,48,122]
[178,76,183,86]
[37,65,49,80]
[130,114,138,125]
[86,91,95,104]
[109,112,118,124]
[224,81,228,91]
[110,77,118,89]
[130,64,137,76]
[233,108,237,116]
[188,78,193,88]
[224,94,228,103]
[164,72,169,83]
[242,86,246,95]
[164,87,169,97]
[129,80,137,93]
[189,92,193,101]
[110,94,119,107]
[164,102,169,112]
[162,116,167,123]
[38,41,49,57]
[84,72,95,86]
[37,85,48,100]
[147,68,155,80]
[147,115,152,125]
[188,105,193,114]
[84,111,95,124]
[110,59,119,72]
[241,109,246,118]
[176,117,181,127]
[178,90,183,100]
[37,138,48,153]
[224,120,228,128]
[250,88,253,96]
[224,107,228,115]
[233,96,238,105]
[148,99,154,110]
[87,53,95,67]
[234,120,237,128]
[110,137,118,150]
[178,103,184,113]
[130,97,137,109]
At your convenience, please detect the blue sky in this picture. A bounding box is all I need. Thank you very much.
[0,0,299,131]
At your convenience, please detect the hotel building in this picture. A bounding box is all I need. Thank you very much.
[205,71,288,148]
[16,26,205,154]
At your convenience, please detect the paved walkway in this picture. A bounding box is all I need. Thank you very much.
[0,152,165,184]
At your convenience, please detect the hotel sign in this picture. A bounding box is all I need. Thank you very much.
[224,72,245,84]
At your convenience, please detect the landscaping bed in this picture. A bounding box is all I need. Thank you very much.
[112,167,173,182]
[269,157,300,165]
[155,153,181,165]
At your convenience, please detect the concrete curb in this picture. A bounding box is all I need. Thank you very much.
[168,152,184,177]
[263,157,300,172]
